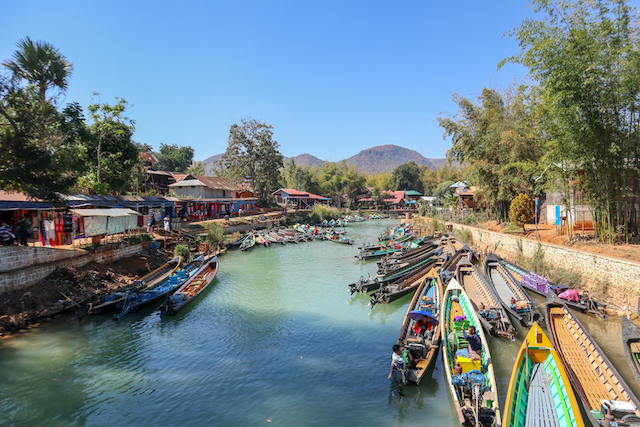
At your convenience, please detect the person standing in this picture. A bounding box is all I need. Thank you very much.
[18,215,31,246]
[147,216,154,234]
[164,217,171,233]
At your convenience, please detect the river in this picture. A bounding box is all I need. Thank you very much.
[0,219,637,426]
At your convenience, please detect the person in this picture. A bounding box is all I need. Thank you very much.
[18,215,31,246]
[164,217,171,233]
[454,361,463,375]
[0,222,15,245]
[238,208,243,217]
[414,316,433,341]
[463,326,482,362]
[147,216,154,234]
[391,344,414,371]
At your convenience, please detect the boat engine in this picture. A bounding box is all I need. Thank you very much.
[451,370,486,396]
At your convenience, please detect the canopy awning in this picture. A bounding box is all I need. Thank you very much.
[70,208,140,217]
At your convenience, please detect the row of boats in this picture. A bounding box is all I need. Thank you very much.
[229,226,355,251]
[349,226,640,426]
[87,254,219,320]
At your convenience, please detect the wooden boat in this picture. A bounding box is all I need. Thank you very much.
[255,233,270,247]
[112,255,206,320]
[441,278,501,427]
[369,256,438,307]
[389,268,443,385]
[546,293,640,425]
[456,258,516,340]
[240,233,256,251]
[328,235,353,245]
[503,321,584,427]
[484,254,542,327]
[227,233,248,248]
[622,317,640,390]
[159,256,219,316]
[89,256,181,314]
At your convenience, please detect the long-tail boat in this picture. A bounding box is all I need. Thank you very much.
[89,256,181,314]
[112,255,205,321]
[456,258,516,340]
[503,321,584,427]
[546,293,640,425]
[441,278,500,427]
[622,317,640,390]
[159,256,219,316]
[240,233,256,251]
[389,268,443,385]
[484,254,542,327]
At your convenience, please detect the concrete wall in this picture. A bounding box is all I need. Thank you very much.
[450,223,640,298]
[0,242,150,294]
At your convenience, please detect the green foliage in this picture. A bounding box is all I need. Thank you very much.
[155,143,194,172]
[454,228,473,245]
[392,161,423,193]
[509,193,533,231]
[311,204,342,221]
[434,181,455,201]
[205,222,225,248]
[222,117,284,204]
[186,160,206,176]
[424,218,447,235]
[282,158,312,191]
[366,172,394,191]
[306,161,366,207]
[173,244,191,263]
[505,0,640,242]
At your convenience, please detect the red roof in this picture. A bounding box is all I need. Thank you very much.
[0,190,43,202]
[139,152,158,163]
[273,188,310,197]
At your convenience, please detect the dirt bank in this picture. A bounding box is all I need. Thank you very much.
[0,250,168,338]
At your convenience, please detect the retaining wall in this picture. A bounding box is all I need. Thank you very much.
[450,223,640,296]
[0,242,151,294]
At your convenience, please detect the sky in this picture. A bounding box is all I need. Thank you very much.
[3,1,546,162]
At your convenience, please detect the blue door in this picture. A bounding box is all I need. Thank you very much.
[555,206,561,226]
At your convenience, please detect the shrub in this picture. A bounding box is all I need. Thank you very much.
[174,244,191,263]
[509,194,533,232]
[205,222,225,249]
[312,204,342,221]
[455,228,474,245]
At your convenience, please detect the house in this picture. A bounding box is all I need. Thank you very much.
[271,189,331,209]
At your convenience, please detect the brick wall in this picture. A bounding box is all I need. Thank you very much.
[450,223,640,297]
[0,242,151,294]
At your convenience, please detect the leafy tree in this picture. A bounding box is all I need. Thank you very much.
[365,172,394,191]
[85,95,139,194]
[308,161,366,207]
[509,193,533,232]
[282,159,312,191]
[155,143,194,172]
[187,160,206,176]
[2,36,73,102]
[438,85,544,222]
[504,0,640,241]
[205,222,224,251]
[222,117,284,204]
[392,161,424,193]
[173,244,191,263]
[434,180,455,203]
[134,142,154,153]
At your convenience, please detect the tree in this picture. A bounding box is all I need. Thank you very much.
[85,95,139,194]
[282,159,312,191]
[155,143,194,172]
[434,180,455,204]
[222,117,284,204]
[392,161,424,193]
[504,0,640,241]
[438,85,544,221]
[509,193,533,232]
[205,222,224,252]
[2,36,73,102]
[187,160,206,176]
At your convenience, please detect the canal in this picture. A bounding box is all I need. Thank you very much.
[0,219,637,426]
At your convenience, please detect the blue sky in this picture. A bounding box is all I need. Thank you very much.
[3,1,545,162]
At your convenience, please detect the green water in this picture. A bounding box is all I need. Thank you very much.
[0,220,637,427]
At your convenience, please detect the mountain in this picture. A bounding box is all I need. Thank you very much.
[201,144,448,175]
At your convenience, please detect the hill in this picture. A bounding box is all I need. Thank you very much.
[201,144,449,175]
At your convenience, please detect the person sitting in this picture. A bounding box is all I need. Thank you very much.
[463,326,482,362]
[414,316,433,341]
[392,344,414,371]
[0,222,15,246]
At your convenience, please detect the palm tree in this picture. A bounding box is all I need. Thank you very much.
[2,37,73,102]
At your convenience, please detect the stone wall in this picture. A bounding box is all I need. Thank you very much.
[0,242,150,294]
[450,223,640,298]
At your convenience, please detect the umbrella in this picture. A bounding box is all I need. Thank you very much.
[408,310,439,325]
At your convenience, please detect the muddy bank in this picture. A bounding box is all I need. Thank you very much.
[0,250,168,337]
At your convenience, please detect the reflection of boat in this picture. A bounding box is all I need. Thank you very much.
[456,258,515,340]
[389,268,442,385]
[503,321,584,427]
[622,317,640,390]
[89,256,181,314]
[113,255,205,321]
[484,254,542,327]
[546,293,640,425]
[159,256,219,316]
[240,233,255,251]
[441,278,500,427]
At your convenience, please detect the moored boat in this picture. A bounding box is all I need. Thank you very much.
[441,278,501,427]
[389,268,443,386]
[159,256,219,316]
[456,258,516,340]
[546,293,640,425]
[503,321,584,427]
[240,233,256,251]
[622,317,640,390]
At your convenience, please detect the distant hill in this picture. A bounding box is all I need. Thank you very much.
[201,144,449,175]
